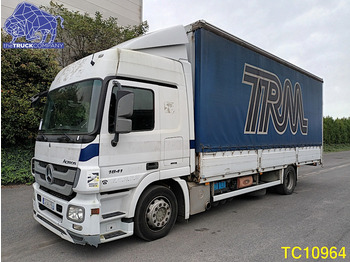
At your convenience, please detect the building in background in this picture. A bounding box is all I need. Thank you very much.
[1,0,142,27]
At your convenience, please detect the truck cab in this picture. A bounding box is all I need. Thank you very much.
[32,25,195,246]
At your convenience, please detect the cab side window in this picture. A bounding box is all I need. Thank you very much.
[109,86,154,132]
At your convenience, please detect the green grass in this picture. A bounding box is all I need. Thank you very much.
[1,146,35,185]
[323,143,350,153]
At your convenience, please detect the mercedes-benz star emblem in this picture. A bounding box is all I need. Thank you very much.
[45,164,54,184]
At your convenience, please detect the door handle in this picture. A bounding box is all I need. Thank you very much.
[146,162,159,170]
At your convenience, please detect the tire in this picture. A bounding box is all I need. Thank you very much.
[277,166,297,195]
[134,185,178,241]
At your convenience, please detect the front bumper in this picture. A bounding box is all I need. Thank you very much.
[32,183,133,246]
[33,208,100,246]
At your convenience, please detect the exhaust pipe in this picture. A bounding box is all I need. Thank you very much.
[205,202,212,211]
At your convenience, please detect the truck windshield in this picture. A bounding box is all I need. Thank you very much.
[41,79,102,134]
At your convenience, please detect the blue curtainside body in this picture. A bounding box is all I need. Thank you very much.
[192,26,323,152]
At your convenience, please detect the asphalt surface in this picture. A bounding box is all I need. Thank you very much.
[2,151,350,262]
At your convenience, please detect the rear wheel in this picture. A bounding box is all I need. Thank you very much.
[277,166,296,195]
[134,185,178,241]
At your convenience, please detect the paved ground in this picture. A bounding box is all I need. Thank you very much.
[2,151,350,262]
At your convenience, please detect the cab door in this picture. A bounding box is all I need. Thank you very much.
[99,79,161,191]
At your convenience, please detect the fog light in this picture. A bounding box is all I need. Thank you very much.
[67,205,85,223]
[73,224,83,231]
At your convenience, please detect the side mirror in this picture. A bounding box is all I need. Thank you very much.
[111,90,134,146]
[115,90,134,133]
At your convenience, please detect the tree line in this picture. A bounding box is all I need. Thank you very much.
[323,116,350,145]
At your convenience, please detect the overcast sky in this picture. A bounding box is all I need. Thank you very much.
[143,0,349,119]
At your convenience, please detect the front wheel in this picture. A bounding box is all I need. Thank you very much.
[134,185,178,241]
[277,166,297,195]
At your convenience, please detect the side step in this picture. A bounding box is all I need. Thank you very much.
[102,230,127,240]
[102,211,125,220]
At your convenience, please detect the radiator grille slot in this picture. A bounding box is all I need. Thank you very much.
[33,159,78,197]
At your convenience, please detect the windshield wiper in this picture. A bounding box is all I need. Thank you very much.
[37,133,48,141]
[55,127,80,131]
[58,133,74,142]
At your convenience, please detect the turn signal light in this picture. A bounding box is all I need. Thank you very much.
[91,208,100,215]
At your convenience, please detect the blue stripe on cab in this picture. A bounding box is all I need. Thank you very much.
[79,144,99,162]
[190,140,196,149]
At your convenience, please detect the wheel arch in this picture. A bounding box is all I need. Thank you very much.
[157,178,190,221]
[127,174,189,220]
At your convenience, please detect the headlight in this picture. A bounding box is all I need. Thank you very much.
[67,205,85,223]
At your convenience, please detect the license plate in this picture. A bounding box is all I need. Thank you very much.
[42,197,55,211]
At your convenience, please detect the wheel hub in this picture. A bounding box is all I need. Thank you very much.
[146,198,171,229]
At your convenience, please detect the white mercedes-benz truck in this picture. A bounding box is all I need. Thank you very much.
[32,21,323,246]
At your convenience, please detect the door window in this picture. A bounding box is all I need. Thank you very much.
[109,86,154,132]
